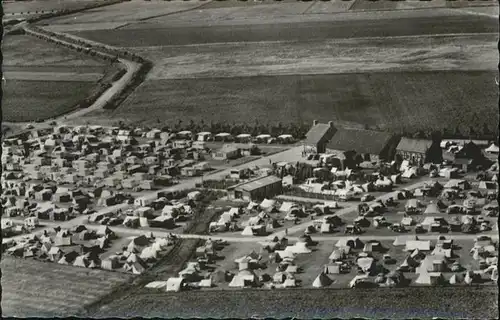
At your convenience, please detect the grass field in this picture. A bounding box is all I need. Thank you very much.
[1,257,133,317]
[2,80,95,122]
[86,286,498,318]
[71,14,497,47]
[43,0,208,25]
[131,34,496,80]
[79,70,498,135]
[3,34,106,68]
[2,0,106,14]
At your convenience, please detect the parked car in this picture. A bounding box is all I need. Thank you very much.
[415,224,426,234]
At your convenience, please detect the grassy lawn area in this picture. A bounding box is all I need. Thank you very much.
[2,80,96,122]
[82,70,497,136]
[0,256,133,317]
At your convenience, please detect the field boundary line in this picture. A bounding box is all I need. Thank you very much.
[301,1,318,15]
[136,0,214,22]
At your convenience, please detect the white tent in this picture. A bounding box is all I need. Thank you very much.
[285,242,312,254]
[329,250,344,261]
[275,250,295,260]
[140,247,159,261]
[405,240,431,252]
[448,274,462,285]
[279,202,295,212]
[464,271,481,285]
[199,278,213,288]
[145,281,168,289]
[424,203,440,214]
[247,201,259,210]
[324,264,341,275]
[228,269,259,288]
[320,223,332,234]
[260,199,276,210]
[312,272,333,288]
[349,274,370,288]
[401,217,415,226]
[393,235,418,246]
[415,270,444,285]
[484,265,498,281]
[73,255,90,268]
[166,277,185,292]
[283,277,297,288]
[241,226,254,236]
[485,143,499,154]
[357,257,374,273]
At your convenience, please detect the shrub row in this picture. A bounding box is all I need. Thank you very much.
[25,25,153,113]
[25,27,119,63]
[103,60,153,110]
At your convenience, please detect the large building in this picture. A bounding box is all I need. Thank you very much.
[396,138,443,166]
[230,175,283,201]
[304,120,336,153]
[325,128,399,162]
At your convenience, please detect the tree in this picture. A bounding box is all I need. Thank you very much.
[482,122,491,137]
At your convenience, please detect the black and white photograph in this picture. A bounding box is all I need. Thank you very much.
[1,0,498,318]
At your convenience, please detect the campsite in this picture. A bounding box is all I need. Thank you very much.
[1,0,498,318]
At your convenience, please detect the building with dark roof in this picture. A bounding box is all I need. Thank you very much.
[230,175,282,201]
[396,138,442,166]
[445,141,490,172]
[304,120,336,153]
[326,128,399,162]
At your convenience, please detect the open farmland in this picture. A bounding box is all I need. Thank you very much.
[42,0,210,25]
[3,34,106,68]
[79,70,498,135]
[71,14,497,47]
[131,34,496,80]
[1,34,117,122]
[1,257,133,317]
[2,0,106,14]
[2,80,95,122]
[86,286,498,318]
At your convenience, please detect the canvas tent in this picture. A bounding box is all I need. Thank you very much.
[228,269,260,288]
[166,277,185,292]
[313,272,333,288]
[415,270,444,285]
[405,240,431,252]
[424,203,441,214]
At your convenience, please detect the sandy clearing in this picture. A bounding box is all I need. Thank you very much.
[3,71,103,82]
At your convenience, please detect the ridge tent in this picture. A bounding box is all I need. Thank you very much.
[166,277,185,292]
[285,242,312,254]
[283,278,297,288]
[145,281,168,289]
[73,255,90,268]
[424,203,441,214]
[415,270,444,285]
[449,273,463,285]
[260,199,276,210]
[279,202,295,212]
[312,272,333,288]
[357,257,375,273]
[405,240,431,252]
[241,226,255,236]
[349,274,371,288]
